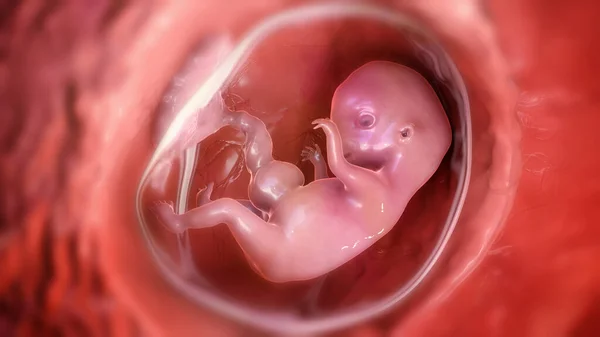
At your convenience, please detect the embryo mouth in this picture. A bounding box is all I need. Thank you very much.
[345,152,387,171]
[137,2,471,335]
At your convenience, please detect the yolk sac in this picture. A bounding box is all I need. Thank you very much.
[151,60,451,283]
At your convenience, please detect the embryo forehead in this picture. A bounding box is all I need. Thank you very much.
[334,61,438,119]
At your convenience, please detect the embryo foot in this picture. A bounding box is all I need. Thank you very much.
[195,182,215,207]
[152,201,186,234]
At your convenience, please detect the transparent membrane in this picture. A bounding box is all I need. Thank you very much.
[135,3,471,335]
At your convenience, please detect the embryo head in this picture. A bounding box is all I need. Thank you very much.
[330,61,451,166]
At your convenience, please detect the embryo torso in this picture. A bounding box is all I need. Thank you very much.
[264,178,395,279]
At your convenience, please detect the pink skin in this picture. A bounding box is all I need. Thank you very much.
[153,61,452,283]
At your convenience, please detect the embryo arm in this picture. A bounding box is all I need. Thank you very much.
[312,119,381,193]
[312,157,329,180]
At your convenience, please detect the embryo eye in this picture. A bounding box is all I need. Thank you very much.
[356,112,376,129]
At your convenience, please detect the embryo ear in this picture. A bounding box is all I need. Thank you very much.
[398,124,415,143]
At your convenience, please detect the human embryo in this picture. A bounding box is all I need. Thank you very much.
[152,60,452,283]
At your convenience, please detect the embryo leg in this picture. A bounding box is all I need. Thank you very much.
[196,182,267,220]
[153,199,283,273]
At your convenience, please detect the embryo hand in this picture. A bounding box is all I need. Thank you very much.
[301,144,328,180]
[301,143,323,164]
